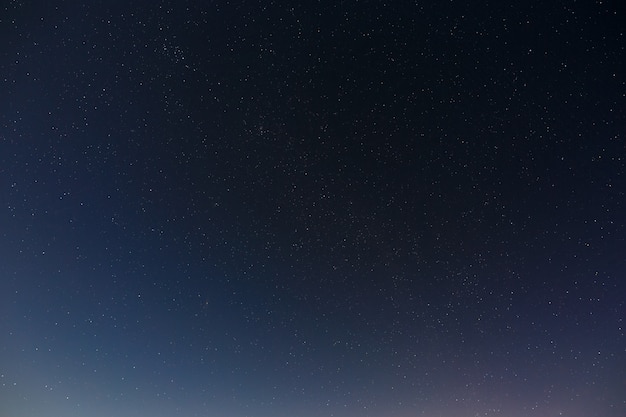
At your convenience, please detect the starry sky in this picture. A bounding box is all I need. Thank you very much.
[1,1,625,416]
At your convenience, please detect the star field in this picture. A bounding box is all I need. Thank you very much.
[1,1,625,416]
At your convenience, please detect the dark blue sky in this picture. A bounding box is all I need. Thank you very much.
[1,1,625,416]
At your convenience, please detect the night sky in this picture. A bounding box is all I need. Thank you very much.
[1,1,625,416]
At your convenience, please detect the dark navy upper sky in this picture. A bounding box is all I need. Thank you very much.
[1,1,625,416]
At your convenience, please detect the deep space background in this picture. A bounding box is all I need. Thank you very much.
[1,1,625,416]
